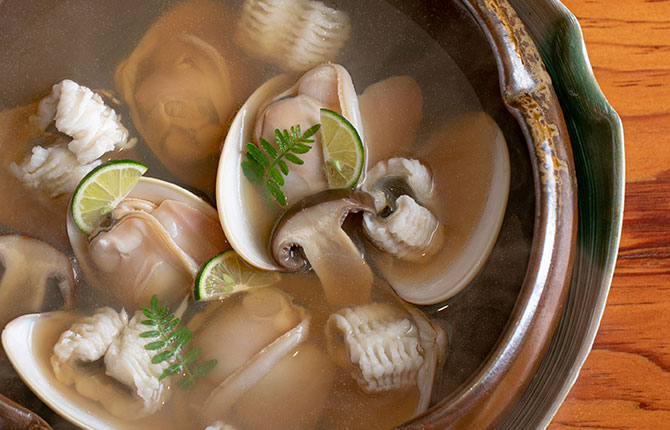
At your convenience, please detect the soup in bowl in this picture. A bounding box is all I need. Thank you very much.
[0,0,576,429]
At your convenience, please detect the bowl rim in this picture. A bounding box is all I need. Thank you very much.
[400,0,579,428]
[498,0,625,428]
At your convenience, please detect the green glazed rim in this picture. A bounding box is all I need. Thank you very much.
[499,0,625,428]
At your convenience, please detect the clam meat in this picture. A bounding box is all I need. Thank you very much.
[115,0,257,193]
[68,177,228,309]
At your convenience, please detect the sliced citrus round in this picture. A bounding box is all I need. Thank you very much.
[70,160,148,235]
[320,108,365,189]
[194,250,281,301]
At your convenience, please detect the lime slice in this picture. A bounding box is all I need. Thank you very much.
[194,250,281,301]
[70,160,148,235]
[320,108,364,189]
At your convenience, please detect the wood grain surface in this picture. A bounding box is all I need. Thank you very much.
[548,1,670,429]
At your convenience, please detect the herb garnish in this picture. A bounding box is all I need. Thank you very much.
[241,124,321,206]
[140,294,217,390]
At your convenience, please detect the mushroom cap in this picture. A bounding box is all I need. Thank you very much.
[271,190,375,306]
[271,190,373,270]
[0,235,75,330]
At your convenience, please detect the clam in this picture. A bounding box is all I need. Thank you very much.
[182,288,336,430]
[217,63,364,272]
[68,177,228,310]
[188,287,308,389]
[115,0,256,193]
[1,312,171,430]
[363,112,510,304]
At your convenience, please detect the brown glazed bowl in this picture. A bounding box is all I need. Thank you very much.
[389,0,577,428]
[0,0,576,429]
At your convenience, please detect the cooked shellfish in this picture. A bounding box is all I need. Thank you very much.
[217,63,364,271]
[68,177,228,309]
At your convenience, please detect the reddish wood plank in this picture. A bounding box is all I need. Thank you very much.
[618,115,670,182]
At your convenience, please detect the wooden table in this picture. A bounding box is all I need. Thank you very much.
[548,1,670,429]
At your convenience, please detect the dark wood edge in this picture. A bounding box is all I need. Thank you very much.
[0,392,52,430]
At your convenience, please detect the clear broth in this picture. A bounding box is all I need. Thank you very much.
[0,0,534,428]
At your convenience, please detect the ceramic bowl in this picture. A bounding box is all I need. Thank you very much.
[0,0,611,429]
[499,1,624,428]
[398,1,623,428]
[386,1,578,428]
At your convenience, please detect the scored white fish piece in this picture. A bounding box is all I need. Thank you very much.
[364,157,436,211]
[236,0,300,62]
[326,303,424,393]
[362,157,444,261]
[9,141,101,197]
[12,78,130,197]
[236,0,350,72]
[104,311,171,417]
[38,79,130,164]
[282,1,351,71]
[363,195,444,262]
[50,307,176,419]
[51,307,128,386]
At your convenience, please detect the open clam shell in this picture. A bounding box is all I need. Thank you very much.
[364,112,511,305]
[200,318,311,423]
[113,0,256,194]
[180,287,334,430]
[67,177,227,310]
[1,312,170,430]
[217,63,363,271]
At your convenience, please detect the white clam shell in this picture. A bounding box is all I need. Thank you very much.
[67,176,224,310]
[217,63,363,271]
[1,312,169,430]
[366,112,511,305]
[184,287,333,429]
[405,305,447,413]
